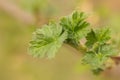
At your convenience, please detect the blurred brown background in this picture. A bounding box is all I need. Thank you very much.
[0,0,120,80]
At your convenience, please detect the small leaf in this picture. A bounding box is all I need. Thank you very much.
[83,28,117,74]
[82,51,108,70]
[85,28,111,48]
[60,11,90,47]
[29,22,68,58]
[85,29,97,48]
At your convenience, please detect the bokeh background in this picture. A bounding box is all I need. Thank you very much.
[0,0,120,80]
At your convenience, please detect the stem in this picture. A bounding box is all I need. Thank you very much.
[77,43,87,53]
[71,42,87,54]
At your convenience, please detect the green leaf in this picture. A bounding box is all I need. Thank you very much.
[29,22,67,58]
[82,28,118,74]
[60,11,90,47]
[85,29,97,48]
[82,51,107,69]
[85,28,111,48]
[99,44,117,56]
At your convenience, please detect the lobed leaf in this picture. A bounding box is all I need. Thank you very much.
[83,28,117,74]
[29,22,67,58]
[85,28,111,48]
[60,11,90,47]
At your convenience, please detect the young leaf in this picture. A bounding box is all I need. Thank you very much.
[85,29,97,48]
[85,28,111,48]
[82,51,108,70]
[29,22,67,58]
[60,11,90,47]
[83,28,117,74]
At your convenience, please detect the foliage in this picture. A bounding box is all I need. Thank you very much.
[60,11,90,47]
[29,11,118,75]
[82,28,117,74]
[85,28,110,48]
[29,22,67,58]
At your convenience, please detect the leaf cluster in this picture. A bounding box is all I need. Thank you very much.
[29,11,118,75]
[82,28,117,74]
